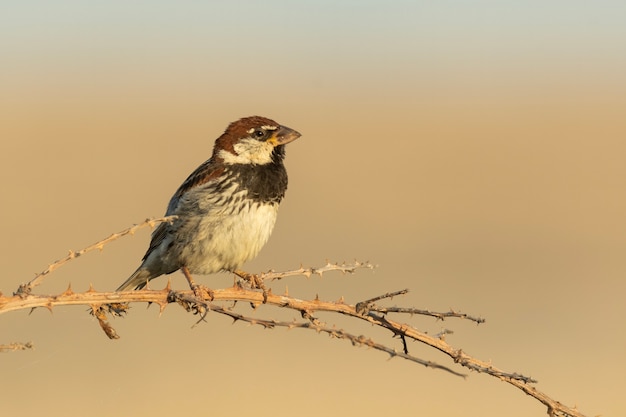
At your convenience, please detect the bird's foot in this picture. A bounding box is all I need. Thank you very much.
[234,269,266,290]
[234,269,268,303]
[179,266,213,300]
[191,284,214,301]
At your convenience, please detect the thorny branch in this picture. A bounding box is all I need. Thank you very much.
[1,220,589,417]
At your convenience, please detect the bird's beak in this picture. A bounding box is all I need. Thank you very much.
[269,125,301,146]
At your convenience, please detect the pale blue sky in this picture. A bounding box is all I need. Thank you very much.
[3,1,625,71]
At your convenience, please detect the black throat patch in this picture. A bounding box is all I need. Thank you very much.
[228,146,288,204]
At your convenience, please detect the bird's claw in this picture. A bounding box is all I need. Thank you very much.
[191,284,214,301]
[234,269,266,290]
[233,270,269,303]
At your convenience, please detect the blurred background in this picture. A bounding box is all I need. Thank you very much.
[1,1,625,416]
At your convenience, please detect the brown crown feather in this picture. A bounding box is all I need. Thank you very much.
[213,116,279,157]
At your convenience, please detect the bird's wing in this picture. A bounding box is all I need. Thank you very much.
[165,158,226,215]
[141,222,169,262]
[140,158,225,262]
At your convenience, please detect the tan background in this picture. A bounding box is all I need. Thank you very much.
[1,2,625,416]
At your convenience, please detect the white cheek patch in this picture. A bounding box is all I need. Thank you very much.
[218,138,275,165]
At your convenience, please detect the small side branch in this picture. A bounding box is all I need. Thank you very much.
[15,216,176,296]
[259,260,377,282]
[356,289,409,314]
[371,306,486,324]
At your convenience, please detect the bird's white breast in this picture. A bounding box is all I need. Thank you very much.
[174,190,280,274]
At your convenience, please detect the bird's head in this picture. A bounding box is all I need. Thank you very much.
[214,116,301,165]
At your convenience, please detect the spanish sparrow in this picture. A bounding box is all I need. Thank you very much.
[116,116,301,292]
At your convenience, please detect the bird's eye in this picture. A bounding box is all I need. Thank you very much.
[254,129,266,139]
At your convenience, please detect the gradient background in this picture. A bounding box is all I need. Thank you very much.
[1,1,625,416]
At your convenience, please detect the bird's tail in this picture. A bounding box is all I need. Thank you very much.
[116,268,153,292]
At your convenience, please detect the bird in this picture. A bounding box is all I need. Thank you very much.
[115,116,301,293]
